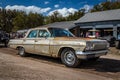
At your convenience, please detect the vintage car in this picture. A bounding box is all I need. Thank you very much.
[9,27,109,67]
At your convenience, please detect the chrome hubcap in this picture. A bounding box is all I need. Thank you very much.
[19,48,24,55]
[64,51,75,65]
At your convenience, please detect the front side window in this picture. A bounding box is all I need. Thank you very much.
[27,30,37,38]
[38,30,50,38]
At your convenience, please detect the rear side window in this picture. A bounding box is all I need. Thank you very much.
[27,30,37,38]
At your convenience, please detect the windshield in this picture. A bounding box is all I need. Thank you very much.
[48,28,74,37]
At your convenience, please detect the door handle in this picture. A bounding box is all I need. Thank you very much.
[35,40,38,42]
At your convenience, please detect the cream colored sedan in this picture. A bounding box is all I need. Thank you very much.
[9,27,109,67]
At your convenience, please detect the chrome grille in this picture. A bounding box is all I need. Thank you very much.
[87,41,107,51]
[93,43,107,50]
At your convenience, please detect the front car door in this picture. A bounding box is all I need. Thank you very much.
[35,29,51,56]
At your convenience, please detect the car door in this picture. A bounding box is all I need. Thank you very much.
[23,29,38,53]
[35,29,50,56]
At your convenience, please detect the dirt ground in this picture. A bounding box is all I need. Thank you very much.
[0,47,120,80]
[109,47,120,55]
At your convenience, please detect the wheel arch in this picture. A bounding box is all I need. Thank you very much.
[16,46,24,50]
[58,47,75,57]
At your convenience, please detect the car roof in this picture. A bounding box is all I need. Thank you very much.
[29,26,64,30]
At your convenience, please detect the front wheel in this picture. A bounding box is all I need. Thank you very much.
[61,48,80,68]
[18,47,27,57]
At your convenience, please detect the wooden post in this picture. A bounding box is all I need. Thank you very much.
[113,25,117,39]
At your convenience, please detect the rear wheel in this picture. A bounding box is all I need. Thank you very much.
[61,48,80,67]
[18,47,27,57]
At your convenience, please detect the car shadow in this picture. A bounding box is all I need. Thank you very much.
[27,53,120,72]
[0,46,6,48]
[78,58,120,72]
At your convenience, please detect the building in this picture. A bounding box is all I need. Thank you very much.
[40,9,120,39]
[74,9,120,39]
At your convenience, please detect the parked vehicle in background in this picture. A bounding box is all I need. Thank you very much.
[17,29,28,38]
[0,30,9,47]
[100,36,116,47]
[115,39,120,49]
[87,29,116,47]
[9,27,109,67]
[10,29,28,39]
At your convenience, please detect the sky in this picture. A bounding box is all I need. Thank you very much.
[0,0,106,17]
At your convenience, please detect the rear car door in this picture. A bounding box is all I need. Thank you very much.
[23,29,38,53]
[35,29,50,56]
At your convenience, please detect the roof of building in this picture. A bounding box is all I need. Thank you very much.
[74,9,120,24]
[42,21,76,29]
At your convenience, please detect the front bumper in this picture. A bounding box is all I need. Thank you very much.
[75,50,108,59]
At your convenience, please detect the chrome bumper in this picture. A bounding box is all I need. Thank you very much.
[75,50,108,59]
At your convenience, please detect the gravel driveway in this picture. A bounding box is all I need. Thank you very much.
[0,48,120,80]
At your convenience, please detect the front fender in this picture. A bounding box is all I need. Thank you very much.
[50,45,86,57]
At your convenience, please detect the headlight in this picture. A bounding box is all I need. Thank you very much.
[85,43,90,51]
[85,42,94,51]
